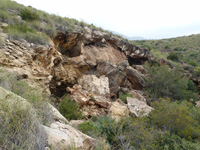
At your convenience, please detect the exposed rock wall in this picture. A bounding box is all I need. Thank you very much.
[0,27,150,118]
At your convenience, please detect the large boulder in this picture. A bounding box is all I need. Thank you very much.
[97,61,132,97]
[78,75,110,97]
[126,66,146,90]
[42,122,96,150]
[127,97,153,117]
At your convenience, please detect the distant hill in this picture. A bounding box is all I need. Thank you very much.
[132,33,200,66]
[110,31,145,41]
[122,35,146,41]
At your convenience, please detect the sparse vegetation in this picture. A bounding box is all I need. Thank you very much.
[0,68,52,124]
[0,68,48,149]
[6,23,49,45]
[0,97,46,150]
[0,0,125,46]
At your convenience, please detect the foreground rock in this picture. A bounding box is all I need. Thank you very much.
[0,86,96,150]
[127,97,153,117]
[42,122,96,150]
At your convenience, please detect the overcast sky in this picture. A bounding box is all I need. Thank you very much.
[14,0,200,39]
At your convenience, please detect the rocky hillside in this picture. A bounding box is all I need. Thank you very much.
[1,0,200,150]
[0,0,152,149]
[132,34,200,90]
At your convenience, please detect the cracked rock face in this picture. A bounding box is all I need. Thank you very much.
[0,28,150,119]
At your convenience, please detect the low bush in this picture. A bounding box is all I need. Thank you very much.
[145,64,198,101]
[155,132,200,150]
[188,60,198,67]
[59,96,84,120]
[167,52,180,61]
[174,47,183,51]
[20,8,39,21]
[150,99,200,140]
[194,66,200,77]
[78,121,99,137]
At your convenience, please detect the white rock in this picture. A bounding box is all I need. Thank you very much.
[78,75,110,97]
[47,103,69,124]
[127,97,153,117]
[42,121,96,150]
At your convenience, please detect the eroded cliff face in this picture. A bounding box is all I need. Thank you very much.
[0,26,150,118]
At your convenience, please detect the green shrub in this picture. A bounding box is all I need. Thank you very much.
[93,116,117,144]
[167,52,180,61]
[194,66,200,77]
[113,117,159,150]
[174,47,183,51]
[78,121,99,137]
[119,93,133,103]
[155,132,200,150]
[150,99,200,140]
[20,8,39,21]
[145,64,198,101]
[183,65,194,74]
[165,45,170,49]
[187,80,196,91]
[188,60,198,67]
[59,96,84,120]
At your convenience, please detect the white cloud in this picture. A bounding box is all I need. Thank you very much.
[14,0,200,39]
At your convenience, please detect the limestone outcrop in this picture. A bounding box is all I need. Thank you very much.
[0,27,150,119]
